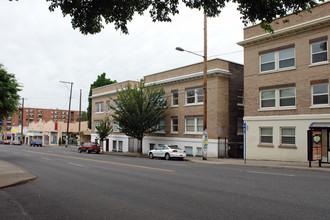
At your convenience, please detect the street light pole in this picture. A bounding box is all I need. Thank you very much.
[175,13,208,160]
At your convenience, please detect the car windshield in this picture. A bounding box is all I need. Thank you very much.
[92,143,99,147]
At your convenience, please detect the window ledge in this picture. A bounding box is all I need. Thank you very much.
[278,145,297,149]
[95,112,104,114]
[258,107,297,111]
[258,144,274,148]
[259,66,296,75]
[171,105,178,108]
[184,132,203,135]
[170,132,178,134]
[184,103,203,107]
[310,105,330,109]
[309,61,329,67]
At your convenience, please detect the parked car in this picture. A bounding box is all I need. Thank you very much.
[148,145,186,160]
[30,139,42,147]
[3,140,11,145]
[78,142,100,154]
[12,140,22,145]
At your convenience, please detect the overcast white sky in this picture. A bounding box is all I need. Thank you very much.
[0,0,244,111]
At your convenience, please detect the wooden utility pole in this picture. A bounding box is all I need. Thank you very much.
[60,81,74,147]
[202,13,208,160]
[21,98,24,143]
[78,89,82,146]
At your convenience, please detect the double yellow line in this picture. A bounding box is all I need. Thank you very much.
[23,150,175,172]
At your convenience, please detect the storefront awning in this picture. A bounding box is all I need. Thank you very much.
[309,122,330,129]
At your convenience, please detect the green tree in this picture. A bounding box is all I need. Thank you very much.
[77,111,88,122]
[0,64,21,119]
[48,0,323,35]
[95,115,113,152]
[111,80,167,154]
[87,73,117,129]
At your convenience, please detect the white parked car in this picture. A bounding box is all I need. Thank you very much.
[148,145,186,160]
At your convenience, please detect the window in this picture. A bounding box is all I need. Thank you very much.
[312,84,329,105]
[94,121,100,131]
[112,140,117,151]
[260,48,295,72]
[172,90,178,106]
[106,101,111,112]
[186,88,203,105]
[185,117,203,134]
[261,90,275,108]
[280,87,296,107]
[155,119,165,133]
[237,118,243,135]
[96,102,104,113]
[196,147,203,156]
[171,118,178,133]
[118,141,123,152]
[311,41,328,64]
[260,87,296,109]
[281,127,295,145]
[260,127,273,144]
[113,121,120,132]
[185,146,193,156]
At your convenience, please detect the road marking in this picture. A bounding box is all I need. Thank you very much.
[41,157,51,161]
[23,150,175,172]
[162,163,187,167]
[247,171,295,177]
[67,162,87,168]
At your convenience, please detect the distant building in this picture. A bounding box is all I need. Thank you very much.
[0,107,83,143]
[238,2,330,162]
[90,59,244,157]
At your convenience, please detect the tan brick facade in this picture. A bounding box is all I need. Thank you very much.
[90,59,243,157]
[239,2,330,162]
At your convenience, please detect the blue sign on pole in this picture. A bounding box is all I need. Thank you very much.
[0,119,3,126]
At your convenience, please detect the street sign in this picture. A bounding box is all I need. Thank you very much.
[0,119,3,126]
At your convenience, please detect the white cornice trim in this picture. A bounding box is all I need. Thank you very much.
[145,68,231,86]
[90,89,119,99]
[244,114,330,121]
[238,15,330,47]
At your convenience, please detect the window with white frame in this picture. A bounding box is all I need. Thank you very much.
[171,90,178,106]
[112,140,117,151]
[260,87,296,109]
[186,88,203,105]
[95,102,104,113]
[94,121,101,131]
[171,118,178,133]
[118,141,123,152]
[312,83,329,105]
[185,146,193,156]
[260,47,295,72]
[281,127,295,145]
[106,101,111,112]
[196,147,203,156]
[260,127,273,144]
[311,41,328,64]
[185,117,203,134]
[113,121,120,132]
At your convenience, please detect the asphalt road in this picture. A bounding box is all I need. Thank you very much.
[1,145,330,220]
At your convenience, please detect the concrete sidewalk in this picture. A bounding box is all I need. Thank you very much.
[0,159,37,189]
[1,150,330,189]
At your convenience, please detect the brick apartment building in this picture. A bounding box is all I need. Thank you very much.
[0,107,81,142]
[238,2,330,162]
[90,59,244,157]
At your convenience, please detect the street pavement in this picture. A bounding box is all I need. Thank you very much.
[1,145,330,189]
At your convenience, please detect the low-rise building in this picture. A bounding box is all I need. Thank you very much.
[91,59,244,157]
[238,2,330,162]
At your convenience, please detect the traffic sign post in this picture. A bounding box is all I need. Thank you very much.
[243,122,247,164]
[0,119,3,126]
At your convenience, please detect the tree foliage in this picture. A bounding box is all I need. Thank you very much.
[47,0,323,35]
[95,115,113,147]
[77,111,88,122]
[87,73,117,129]
[111,80,167,153]
[0,64,21,119]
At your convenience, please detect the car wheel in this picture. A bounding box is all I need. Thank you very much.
[165,153,170,160]
[149,153,154,159]
[86,149,90,153]
[78,149,82,153]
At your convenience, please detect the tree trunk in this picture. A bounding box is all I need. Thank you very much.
[139,138,143,154]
